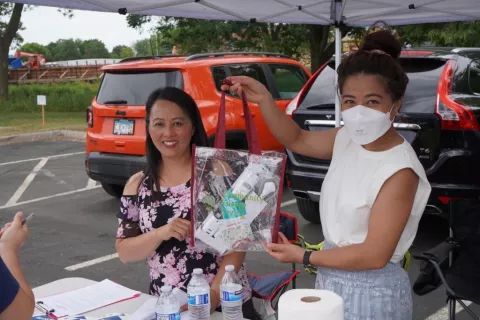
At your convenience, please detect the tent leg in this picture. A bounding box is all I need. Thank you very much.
[334,26,342,128]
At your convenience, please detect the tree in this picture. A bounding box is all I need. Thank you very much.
[119,46,135,59]
[0,3,24,100]
[80,39,110,58]
[127,15,358,72]
[134,38,164,57]
[397,22,480,47]
[18,42,51,60]
[112,45,135,58]
[49,39,81,61]
[0,4,71,100]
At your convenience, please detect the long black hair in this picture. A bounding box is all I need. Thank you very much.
[142,87,209,192]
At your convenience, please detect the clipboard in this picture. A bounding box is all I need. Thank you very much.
[32,279,141,319]
[34,300,61,319]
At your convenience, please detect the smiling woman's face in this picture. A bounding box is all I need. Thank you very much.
[341,74,399,117]
[148,99,194,159]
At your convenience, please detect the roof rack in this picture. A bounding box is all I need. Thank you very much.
[185,52,291,61]
[119,55,187,63]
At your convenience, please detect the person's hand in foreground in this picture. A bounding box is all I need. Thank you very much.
[0,212,29,253]
[0,212,35,320]
[265,232,306,264]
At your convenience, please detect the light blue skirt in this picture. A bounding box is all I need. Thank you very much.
[315,242,413,320]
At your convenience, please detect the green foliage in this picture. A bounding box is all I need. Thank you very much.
[112,45,135,58]
[397,22,480,47]
[0,81,99,112]
[80,39,110,59]
[30,38,130,61]
[141,17,309,59]
[0,3,24,49]
[48,39,82,61]
[18,42,50,58]
[133,38,153,56]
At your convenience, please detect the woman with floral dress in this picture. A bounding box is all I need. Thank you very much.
[115,87,258,319]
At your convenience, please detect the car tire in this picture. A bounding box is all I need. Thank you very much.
[296,197,321,224]
[101,182,124,199]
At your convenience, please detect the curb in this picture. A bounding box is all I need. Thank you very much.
[0,130,86,145]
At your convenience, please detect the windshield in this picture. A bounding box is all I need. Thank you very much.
[96,70,184,106]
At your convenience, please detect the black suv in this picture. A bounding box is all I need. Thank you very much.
[285,47,480,223]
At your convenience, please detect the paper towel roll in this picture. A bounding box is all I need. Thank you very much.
[278,289,344,320]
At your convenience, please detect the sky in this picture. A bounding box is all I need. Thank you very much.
[11,6,156,54]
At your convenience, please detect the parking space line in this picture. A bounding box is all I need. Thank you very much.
[280,199,297,208]
[0,185,101,210]
[0,151,84,167]
[65,253,119,271]
[5,158,49,207]
[87,178,97,189]
[427,300,472,319]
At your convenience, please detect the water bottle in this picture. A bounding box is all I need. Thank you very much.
[155,285,181,320]
[187,268,211,320]
[220,265,243,320]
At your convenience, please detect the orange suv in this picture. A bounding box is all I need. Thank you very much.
[85,52,311,198]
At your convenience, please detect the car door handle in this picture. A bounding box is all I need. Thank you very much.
[241,112,256,118]
[116,110,126,116]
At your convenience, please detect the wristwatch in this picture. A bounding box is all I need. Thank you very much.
[303,250,314,268]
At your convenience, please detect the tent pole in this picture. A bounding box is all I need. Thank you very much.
[334,26,342,127]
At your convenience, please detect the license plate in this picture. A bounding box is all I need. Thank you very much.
[113,119,134,135]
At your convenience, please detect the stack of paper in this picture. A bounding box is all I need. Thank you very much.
[36,279,140,318]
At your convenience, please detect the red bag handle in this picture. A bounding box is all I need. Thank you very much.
[214,80,261,155]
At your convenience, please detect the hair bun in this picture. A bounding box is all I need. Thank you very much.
[360,30,402,59]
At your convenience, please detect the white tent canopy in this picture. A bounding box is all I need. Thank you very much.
[5,0,480,125]
[4,0,480,26]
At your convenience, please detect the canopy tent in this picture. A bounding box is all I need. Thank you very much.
[5,0,480,125]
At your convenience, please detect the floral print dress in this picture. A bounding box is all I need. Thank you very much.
[116,174,252,301]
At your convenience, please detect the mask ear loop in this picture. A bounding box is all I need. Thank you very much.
[388,102,398,124]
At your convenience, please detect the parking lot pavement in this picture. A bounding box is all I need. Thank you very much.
[0,140,478,319]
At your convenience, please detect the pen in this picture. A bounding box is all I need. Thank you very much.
[22,212,35,225]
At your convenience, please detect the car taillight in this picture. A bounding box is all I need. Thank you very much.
[87,106,93,127]
[285,62,329,116]
[435,60,480,130]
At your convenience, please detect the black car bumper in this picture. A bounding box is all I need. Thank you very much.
[85,152,146,186]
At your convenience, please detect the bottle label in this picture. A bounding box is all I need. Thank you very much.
[221,289,243,302]
[156,312,180,320]
[188,293,210,306]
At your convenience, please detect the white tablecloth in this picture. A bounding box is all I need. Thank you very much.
[32,277,230,319]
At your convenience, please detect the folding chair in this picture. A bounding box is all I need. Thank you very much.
[413,199,480,320]
[247,213,300,318]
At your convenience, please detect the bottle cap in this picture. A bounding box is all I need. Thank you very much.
[193,268,203,275]
[225,265,234,272]
[161,285,172,293]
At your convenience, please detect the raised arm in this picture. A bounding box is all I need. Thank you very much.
[222,76,340,160]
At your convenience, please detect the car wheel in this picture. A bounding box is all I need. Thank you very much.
[101,182,124,199]
[296,197,321,224]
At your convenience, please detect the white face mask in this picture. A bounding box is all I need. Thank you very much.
[341,104,395,145]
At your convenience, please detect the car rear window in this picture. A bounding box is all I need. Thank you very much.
[300,58,447,114]
[96,70,183,106]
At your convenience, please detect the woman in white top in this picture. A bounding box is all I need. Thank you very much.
[221,30,431,319]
